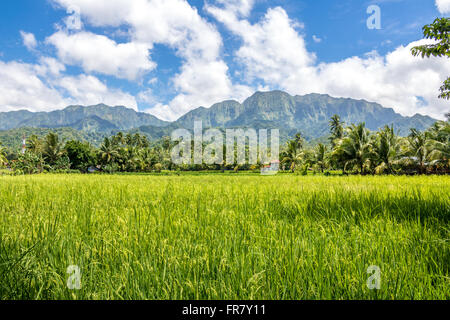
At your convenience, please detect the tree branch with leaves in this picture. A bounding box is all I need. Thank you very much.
[411,18,450,100]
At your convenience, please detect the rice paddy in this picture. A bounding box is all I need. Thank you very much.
[0,174,449,300]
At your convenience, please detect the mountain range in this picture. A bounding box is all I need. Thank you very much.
[0,90,438,149]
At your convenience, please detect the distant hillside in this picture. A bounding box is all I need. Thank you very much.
[0,104,169,132]
[173,91,437,139]
[0,127,107,151]
[0,91,438,147]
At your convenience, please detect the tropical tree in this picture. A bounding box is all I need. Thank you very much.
[112,132,125,146]
[426,121,450,168]
[371,125,402,174]
[412,18,450,99]
[0,143,8,168]
[12,151,44,174]
[329,114,344,147]
[65,140,95,172]
[42,132,64,166]
[312,143,328,173]
[405,129,432,174]
[281,133,305,172]
[99,137,119,166]
[26,135,43,155]
[333,123,372,174]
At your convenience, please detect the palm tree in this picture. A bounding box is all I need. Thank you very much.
[26,135,43,154]
[329,115,344,147]
[99,137,119,165]
[313,143,328,173]
[0,143,8,168]
[406,129,432,174]
[426,121,450,170]
[43,132,64,165]
[281,134,305,172]
[333,123,372,174]
[372,125,401,174]
[112,132,125,146]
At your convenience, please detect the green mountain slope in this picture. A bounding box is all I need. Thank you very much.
[0,104,169,132]
[0,127,107,151]
[0,91,438,146]
[172,91,437,138]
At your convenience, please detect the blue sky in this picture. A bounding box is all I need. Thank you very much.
[0,0,449,120]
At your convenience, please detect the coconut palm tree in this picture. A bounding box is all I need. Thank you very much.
[26,135,43,154]
[426,121,450,172]
[281,134,305,172]
[329,114,344,148]
[313,143,328,173]
[333,123,372,174]
[0,143,8,168]
[428,121,450,159]
[405,128,432,174]
[99,137,119,165]
[112,132,125,146]
[43,132,64,165]
[371,125,401,174]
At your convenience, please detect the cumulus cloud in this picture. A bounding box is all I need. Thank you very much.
[436,0,450,14]
[49,0,255,120]
[211,0,255,18]
[206,4,315,86]
[311,40,450,119]
[47,31,155,81]
[2,0,449,121]
[146,60,253,120]
[56,74,138,109]
[207,2,450,120]
[0,59,137,112]
[20,31,37,51]
[0,60,66,112]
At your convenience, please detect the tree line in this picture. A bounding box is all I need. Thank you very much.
[281,114,449,175]
[0,114,448,175]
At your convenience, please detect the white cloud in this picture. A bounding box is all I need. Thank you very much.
[436,0,450,14]
[0,59,137,112]
[56,74,138,109]
[312,35,322,43]
[207,5,315,86]
[311,40,450,119]
[0,60,66,112]
[20,31,37,51]
[35,57,66,76]
[47,31,155,80]
[147,60,253,120]
[211,0,255,18]
[2,0,449,121]
[50,0,251,120]
[137,89,158,105]
[208,2,450,120]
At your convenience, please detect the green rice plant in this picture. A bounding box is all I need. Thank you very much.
[0,174,448,300]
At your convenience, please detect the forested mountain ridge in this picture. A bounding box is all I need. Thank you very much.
[0,91,438,148]
[173,91,437,137]
[0,104,169,132]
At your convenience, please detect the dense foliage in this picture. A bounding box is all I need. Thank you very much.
[0,174,448,299]
[0,115,448,175]
[412,18,450,99]
[282,115,449,175]
[0,91,437,144]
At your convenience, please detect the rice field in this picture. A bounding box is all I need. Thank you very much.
[0,174,449,300]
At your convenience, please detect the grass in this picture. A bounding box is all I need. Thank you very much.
[0,174,448,300]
